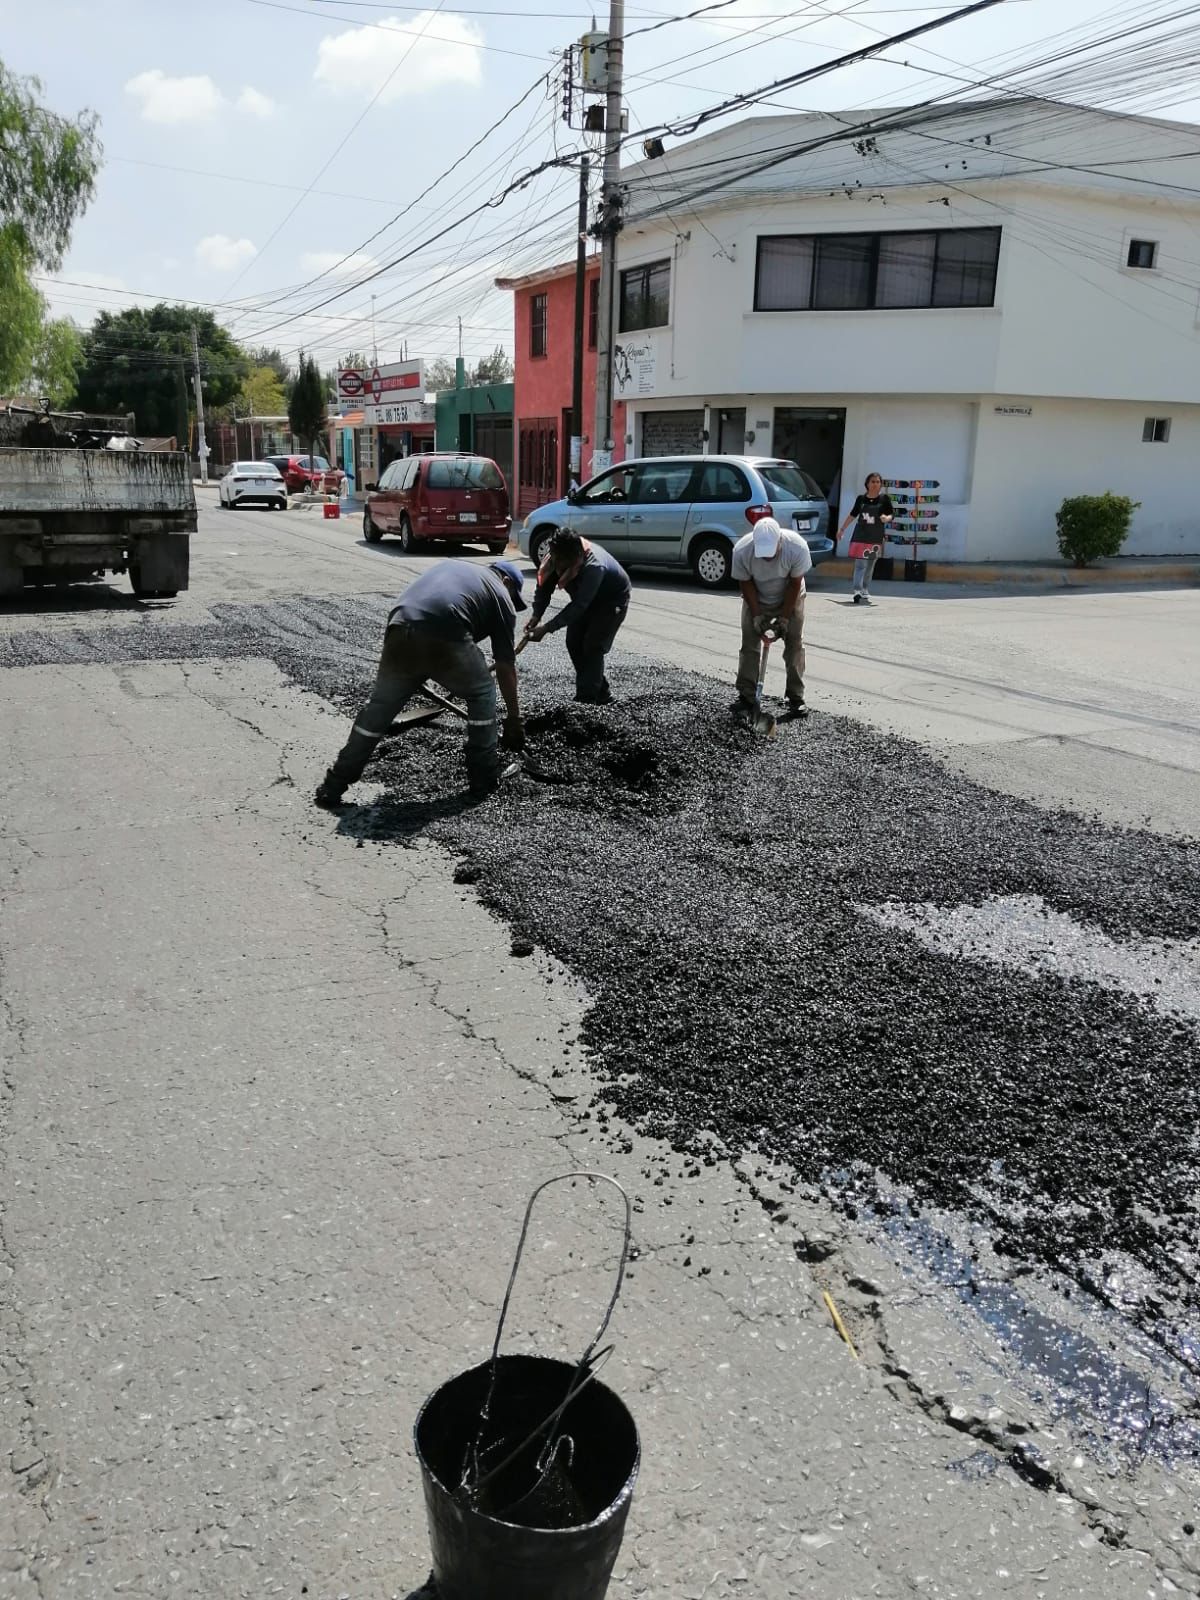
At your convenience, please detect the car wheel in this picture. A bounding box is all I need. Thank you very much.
[529,525,556,568]
[487,541,508,556]
[691,536,733,588]
[399,516,420,553]
[363,508,383,544]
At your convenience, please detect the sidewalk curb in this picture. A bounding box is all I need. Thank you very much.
[816,557,1200,589]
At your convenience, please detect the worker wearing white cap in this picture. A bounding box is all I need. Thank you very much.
[730,515,812,717]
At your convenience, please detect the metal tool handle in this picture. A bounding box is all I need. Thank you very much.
[491,1172,631,1367]
[462,1173,631,1501]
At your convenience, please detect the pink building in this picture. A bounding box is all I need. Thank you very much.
[497,257,626,517]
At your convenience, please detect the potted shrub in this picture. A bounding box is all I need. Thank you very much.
[1055,491,1140,568]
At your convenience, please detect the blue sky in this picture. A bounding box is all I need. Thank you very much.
[5,0,1195,370]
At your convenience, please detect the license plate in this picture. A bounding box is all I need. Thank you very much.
[795,517,815,531]
[459,512,477,523]
[255,479,272,488]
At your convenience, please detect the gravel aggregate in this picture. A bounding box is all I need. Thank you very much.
[6,592,1199,1375]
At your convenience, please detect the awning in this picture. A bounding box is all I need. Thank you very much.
[338,410,365,427]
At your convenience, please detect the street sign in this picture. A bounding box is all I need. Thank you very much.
[363,399,434,428]
[337,368,365,398]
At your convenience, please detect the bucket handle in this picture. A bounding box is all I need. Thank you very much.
[462,1172,631,1502]
[491,1171,632,1369]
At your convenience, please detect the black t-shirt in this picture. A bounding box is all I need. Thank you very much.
[389,562,517,663]
[851,493,894,539]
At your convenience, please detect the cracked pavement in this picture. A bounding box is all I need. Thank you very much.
[1,506,1198,1597]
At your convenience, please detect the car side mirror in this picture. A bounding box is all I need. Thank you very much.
[565,485,578,504]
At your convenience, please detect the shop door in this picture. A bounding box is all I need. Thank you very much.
[517,416,558,518]
[772,408,846,508]
[716,407,746,454]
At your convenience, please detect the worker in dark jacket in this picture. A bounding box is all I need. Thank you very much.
[526,530,631,703]
[314,560,526,808]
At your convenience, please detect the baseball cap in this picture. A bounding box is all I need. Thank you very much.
[490,559,528,610]
[752,516,783,557]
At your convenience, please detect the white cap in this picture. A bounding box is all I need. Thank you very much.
[752,516,783,557]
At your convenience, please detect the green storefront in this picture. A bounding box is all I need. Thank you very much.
[434,380,514,497]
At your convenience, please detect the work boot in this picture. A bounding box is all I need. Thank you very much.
[313,775,347,809]
[468,760,519,800]
[574,686,613,705]
[786,696,809,719]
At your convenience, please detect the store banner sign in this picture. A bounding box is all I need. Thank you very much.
[339,360,425,405]
[614,339,656,398]
[364,399,435,427]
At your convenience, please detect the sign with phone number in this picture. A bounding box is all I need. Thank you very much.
[365,401,434,427]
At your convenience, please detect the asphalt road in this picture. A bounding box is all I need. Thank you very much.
[1,497,1198,1598]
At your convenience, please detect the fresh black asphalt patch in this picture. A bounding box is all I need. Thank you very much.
[6,591,1199,1396]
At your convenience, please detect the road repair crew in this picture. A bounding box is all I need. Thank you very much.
[314,559,526,808]
[525,529,631,704]
[732,514,812,718]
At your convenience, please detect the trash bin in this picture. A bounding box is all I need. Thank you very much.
[903,558,927,581]
[414,1174,640,1600]
[874,556,896,582]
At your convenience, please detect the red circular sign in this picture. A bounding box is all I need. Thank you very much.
[369,367,383,404]
[338,369,364,397]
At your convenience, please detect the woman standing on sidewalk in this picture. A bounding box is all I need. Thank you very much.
[836,472,894,605]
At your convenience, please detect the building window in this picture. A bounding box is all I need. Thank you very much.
[1143,416,1171,443]
[588,277,599,349]
[1127,239,1158,270]
[755,226,1002,311]
[530,293,548,358]
[619,259,670,331]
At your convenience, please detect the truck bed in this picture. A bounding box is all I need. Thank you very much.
[0,447,196,518]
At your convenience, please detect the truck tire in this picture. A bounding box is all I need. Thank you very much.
[129,566,178,599]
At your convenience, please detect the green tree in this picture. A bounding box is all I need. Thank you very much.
[247,346,292,387]
[288,352,326,461]
[18,316,83,407]
[0,61,102,392]
[74,305,247,436]
[424,356,458,393]
[472,346,513,386]
[240,365,287,416]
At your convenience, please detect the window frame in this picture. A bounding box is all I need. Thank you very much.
[753,226,1002,313]
[1142,416,1171,443]
[619,258,671,332]
[1127,238,1159,271]
[530,292,548,359]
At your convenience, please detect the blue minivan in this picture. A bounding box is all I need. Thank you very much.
[518,455,834,587]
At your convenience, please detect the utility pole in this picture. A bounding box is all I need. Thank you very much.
[591,0,624,472]
[371,295,378,366]
[570,153,590,486]
[190,324,209,484]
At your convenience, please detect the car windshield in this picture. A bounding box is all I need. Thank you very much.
[426,457,503,490]
[301,456,331,470]
[758,461,825,501]
[235,462,279,475]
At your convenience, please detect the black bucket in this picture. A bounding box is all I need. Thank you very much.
[414,1174,640,1600]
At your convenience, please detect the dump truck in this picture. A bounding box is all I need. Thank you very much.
[0,403,195,599]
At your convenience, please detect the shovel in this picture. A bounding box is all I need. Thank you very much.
[751,628,781,737]
[382,635,531,738]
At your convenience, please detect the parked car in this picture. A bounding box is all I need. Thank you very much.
[362,453,511,555]
[265,454,345,494]
[518,456,834,587]
[218,460,287,510]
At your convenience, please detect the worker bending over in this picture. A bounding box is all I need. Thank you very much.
[526,529,631,704]
[731,515,812,718]
[314,559,526,808]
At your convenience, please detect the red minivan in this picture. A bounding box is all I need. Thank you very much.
[363,453,511,554]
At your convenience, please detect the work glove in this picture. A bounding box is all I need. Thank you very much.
[500,715,525,752]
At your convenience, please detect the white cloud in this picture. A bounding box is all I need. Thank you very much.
[300,251,380,280]
[237,86,278,119]
[314,14,484,102]
[196,234,258,272]
[125,69,223,125]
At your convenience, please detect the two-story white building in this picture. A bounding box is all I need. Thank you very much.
[609,98,1200,561]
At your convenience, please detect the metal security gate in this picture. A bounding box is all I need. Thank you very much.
[639,410,704,458]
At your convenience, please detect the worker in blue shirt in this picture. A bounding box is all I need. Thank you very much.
[526,529,631,703]
[314,559,526,807]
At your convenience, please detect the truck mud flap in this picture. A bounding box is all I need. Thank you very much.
[130,533,190,597]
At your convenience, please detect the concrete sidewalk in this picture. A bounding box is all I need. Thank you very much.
[818,553,1200,589]
[0,654,1180,1597]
